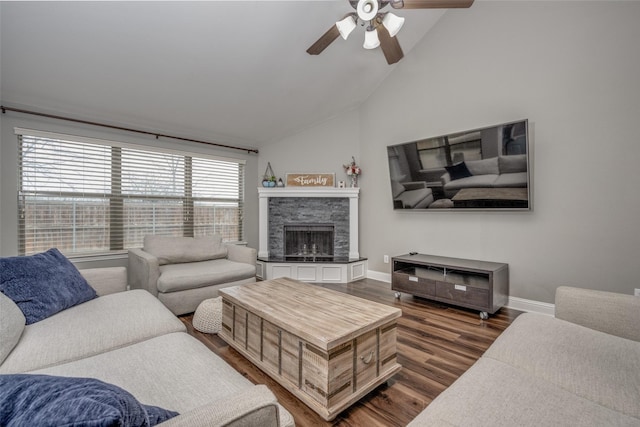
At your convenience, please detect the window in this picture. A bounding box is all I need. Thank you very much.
[417,131,482,170]
[17,129,245,256]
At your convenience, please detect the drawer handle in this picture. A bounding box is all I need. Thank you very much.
[409,276,418,282]
[360,351,374,365]
[454,284,467,292]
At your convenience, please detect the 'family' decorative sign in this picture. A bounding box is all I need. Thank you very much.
[286,173,335,187]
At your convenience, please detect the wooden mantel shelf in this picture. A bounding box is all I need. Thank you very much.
[258,187,359,198]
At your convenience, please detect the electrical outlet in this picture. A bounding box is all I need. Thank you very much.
[634,288,640,297]
[384,255,389,264]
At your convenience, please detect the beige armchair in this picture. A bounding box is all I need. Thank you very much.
[128,235,256,315]
[391,180,434,209]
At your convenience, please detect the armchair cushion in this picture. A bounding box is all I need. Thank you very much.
[144,236,227,265]
[394,187,434,209]
[0,248,97,325]
[157,259,256,293]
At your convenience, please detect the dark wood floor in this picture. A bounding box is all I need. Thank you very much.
[180,278,522,427]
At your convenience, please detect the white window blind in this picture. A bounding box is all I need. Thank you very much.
[17,130,245,256]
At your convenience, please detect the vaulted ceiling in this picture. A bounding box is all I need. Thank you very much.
[1,1,446,148]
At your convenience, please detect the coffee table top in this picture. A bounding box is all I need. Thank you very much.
[219,277,401,350]
[452,187,528,201]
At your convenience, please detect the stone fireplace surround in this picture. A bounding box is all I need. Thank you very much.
[257,187,367,283]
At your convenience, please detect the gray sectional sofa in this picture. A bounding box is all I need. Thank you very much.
[128,235,257,315]
[441,154,528,198]
[1,266,294,427]
[408,286,640,426]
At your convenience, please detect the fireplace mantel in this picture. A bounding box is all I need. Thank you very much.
[258,187,360,199]
[257,187,360,259]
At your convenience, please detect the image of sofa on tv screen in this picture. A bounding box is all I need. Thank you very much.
[441,154,528,199]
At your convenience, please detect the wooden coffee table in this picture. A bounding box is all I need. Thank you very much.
[452,187,529,208]
[218,277,402,421]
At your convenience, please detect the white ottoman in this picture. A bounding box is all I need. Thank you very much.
[192,297,223,334]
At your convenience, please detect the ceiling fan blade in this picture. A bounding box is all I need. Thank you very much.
[306,24,341,55]
[376,25,404,65]
[391,0,474,9]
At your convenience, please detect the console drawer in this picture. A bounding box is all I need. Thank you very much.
[436,282,489,308]
[392,271,436,297]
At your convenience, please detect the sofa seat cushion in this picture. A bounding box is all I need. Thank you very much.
[32,332,294,427]
[0,290,185,374]
[407,357,640,427]
[157,259,256,293]
[492,172,528,188]
[395,188,433,209]
[0,374,178,427]
[444,174,498,190]
[484,313,640,420]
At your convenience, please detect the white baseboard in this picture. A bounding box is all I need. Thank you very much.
[366,269,555,316]
[366,270,392,283]
[506,297,555,316]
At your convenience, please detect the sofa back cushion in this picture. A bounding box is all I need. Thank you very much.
[444,162,473,180]
[499,154,527,174]
[144,235,228,265]
[465,157,499,176]
[0,248,97,325]
[0,293,25,365]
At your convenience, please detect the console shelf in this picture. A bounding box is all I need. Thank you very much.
[392,254,509,319]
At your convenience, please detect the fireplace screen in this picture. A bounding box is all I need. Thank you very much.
[284,223,334,260]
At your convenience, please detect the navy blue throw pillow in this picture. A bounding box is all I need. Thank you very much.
[0,374,179,427]
[445,162,473,181]
[0,248,97,324]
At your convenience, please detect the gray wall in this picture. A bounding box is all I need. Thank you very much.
[0,113,260,268]
[262,2,640,303]
[257,108,361,187]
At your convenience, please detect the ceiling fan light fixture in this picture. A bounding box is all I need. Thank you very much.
[363,27,380,49]
[382,12,405,37]
[356,0,379,21]
[336,15,357,40]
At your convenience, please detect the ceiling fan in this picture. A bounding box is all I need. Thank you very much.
[307,0,474,65]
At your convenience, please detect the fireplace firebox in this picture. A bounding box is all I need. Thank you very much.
[284,223,334,261]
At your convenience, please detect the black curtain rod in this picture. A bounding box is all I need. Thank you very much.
[0,105,259,154]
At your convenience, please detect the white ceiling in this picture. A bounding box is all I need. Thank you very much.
[0,1,446,148]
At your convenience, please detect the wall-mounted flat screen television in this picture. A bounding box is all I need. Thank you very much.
[387,119,531,211]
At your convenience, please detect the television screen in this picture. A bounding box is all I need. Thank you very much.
[387,119,531,211]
